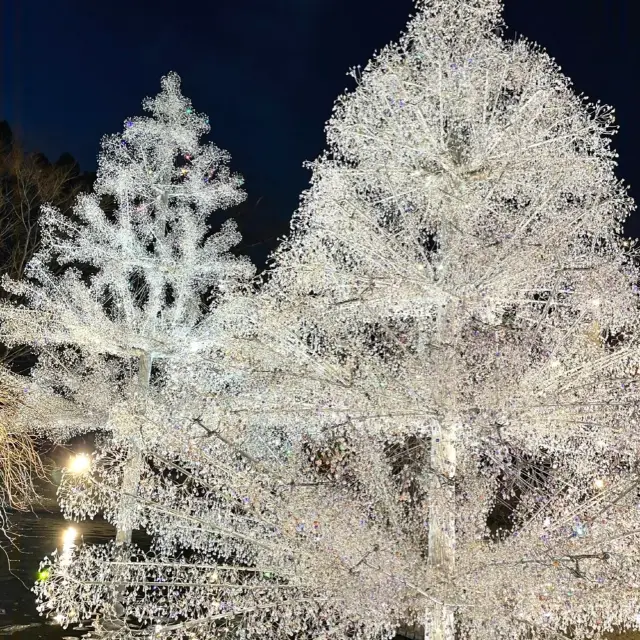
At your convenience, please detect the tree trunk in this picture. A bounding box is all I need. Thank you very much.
[425,420,457,640]
[107,353,152,626]
[115,352,151,544]
[114,451,143,544]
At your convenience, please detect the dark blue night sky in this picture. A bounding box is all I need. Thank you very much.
[2,0,639,260]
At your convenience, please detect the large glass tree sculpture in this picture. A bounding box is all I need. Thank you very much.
[0,71,254,543]
[210,0,640,637]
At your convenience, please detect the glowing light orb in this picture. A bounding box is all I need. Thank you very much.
[67,453,91,474]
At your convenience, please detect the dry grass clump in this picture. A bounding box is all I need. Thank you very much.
[0,368,45,514]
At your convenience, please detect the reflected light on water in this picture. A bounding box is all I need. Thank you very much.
[60,526,78,571]
[61,526,77,550]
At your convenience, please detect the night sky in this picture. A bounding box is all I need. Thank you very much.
[2,0,640,262]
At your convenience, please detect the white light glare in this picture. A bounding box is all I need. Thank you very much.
[67,453,91,474]
[62,526,77,549]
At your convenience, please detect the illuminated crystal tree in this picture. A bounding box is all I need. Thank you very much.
[0,71,254,542]
[209,0,640,638]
